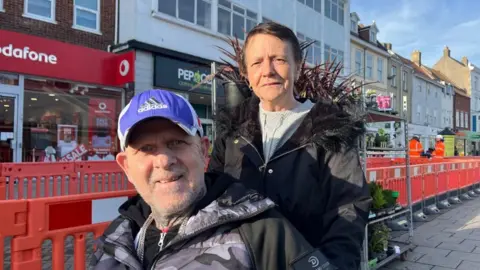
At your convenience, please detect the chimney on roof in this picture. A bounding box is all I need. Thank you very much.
[411,50,422,66]
[462,56,469,66]
[384,43,392,50]
[443,46,451,57]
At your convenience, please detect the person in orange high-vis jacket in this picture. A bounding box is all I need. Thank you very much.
[433,135,445,158]
[409,135,424,157]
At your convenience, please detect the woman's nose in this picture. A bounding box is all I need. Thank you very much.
[260,59,275,76]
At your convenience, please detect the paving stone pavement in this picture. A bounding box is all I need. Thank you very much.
[382,194,480,270]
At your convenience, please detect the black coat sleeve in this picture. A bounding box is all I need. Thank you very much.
[318,146,371,270]
[207,136,226,173]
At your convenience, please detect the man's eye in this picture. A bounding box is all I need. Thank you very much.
[168,140,187,148]
[276,58,286,63]
[140,145,156,152]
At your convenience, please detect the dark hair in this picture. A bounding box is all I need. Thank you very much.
[241,22,302,74]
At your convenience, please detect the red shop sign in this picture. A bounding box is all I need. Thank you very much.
[0,30,134,87]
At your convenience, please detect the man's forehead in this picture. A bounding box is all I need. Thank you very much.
[129,118,190,141]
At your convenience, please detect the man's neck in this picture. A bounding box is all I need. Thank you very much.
[152,207,194,231]
[260,95,298,112]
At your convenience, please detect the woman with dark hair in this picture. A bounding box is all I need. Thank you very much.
[208,22,371,270]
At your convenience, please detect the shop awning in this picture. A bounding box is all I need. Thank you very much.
[366,109,405,123]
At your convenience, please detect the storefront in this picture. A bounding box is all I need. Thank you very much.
[152,53,224,145]
[0,30,134,163]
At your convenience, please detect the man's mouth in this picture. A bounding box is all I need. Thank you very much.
[157,174,183,184]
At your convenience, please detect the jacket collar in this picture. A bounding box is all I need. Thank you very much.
[216,96,365,153]
[101,180,275,263]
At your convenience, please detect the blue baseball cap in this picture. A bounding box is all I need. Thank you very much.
[118,89,204,151]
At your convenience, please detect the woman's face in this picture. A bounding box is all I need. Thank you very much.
[244,34,299,105]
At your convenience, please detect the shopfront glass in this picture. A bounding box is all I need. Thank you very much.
[22,78,122,162]
[0,73,21,162]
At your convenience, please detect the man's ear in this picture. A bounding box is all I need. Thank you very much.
[200,136,210,159]
[116,152,134,185]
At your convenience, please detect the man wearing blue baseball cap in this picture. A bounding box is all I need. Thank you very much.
[91,89,335,270]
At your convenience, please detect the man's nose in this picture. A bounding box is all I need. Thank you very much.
[153,149,177,169]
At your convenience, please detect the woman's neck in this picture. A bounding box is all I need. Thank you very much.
[260,96,298,112]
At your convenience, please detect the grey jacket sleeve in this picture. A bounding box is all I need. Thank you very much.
[89,237,135,270]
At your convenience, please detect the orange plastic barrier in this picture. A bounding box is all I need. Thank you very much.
[0,161,130,200]
[2,190,136,270]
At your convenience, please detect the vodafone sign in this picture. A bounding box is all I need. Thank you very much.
[0,44,58,64]
[0,30,134,87]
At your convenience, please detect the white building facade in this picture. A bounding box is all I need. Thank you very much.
[468,63,480,132]
[113,0,351,143]
[410,72,446,148]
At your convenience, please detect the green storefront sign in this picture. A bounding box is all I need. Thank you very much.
[154,54,213,94]
[465,131,480,141]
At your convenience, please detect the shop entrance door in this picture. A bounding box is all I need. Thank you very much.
[0,93,20,162]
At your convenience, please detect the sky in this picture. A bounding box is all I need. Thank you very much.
[350,0,480,67]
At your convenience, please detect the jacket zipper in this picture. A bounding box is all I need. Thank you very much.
[149,203,276,270]
[240,136,308,171]
[158,231,167,252]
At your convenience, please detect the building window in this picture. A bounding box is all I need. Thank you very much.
[370,30,376,43]
[74,0,100,31]
[325,0,344,26]
[460,111,464,128]
[218,0,256,39]
[351,20,356,32]
[297,0,321,13]
[355,50,362,76]
[324,44,343,66]
[475,76,478,91]
[0,0,3,10]
[377,58,383,83]
[159,0,212,29]
[456,111,460,127]
[427,85,431,95]
[314,41,322,64]
[22,78,122,162]
[391,65,397,87]
[402,71,407,91]
[366,53,373,79]
[25,0,55,21]
[465,112,469,129]
[298,33,321,65]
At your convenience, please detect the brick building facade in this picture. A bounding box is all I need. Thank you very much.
[0,0,115,50]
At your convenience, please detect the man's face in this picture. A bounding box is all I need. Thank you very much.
[116,118,209,217]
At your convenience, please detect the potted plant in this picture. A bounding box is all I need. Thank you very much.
[382,189,397,215]
[369,222,391,262]
[369,182,387,218]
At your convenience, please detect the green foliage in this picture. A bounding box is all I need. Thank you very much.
[382,189,398,207]
[369,222,390,253]
[369,182,387,210]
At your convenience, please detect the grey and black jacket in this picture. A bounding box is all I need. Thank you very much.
[208,96,372,270]
[90,173,335,270]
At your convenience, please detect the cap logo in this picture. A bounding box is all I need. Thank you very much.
[137,97,168,113]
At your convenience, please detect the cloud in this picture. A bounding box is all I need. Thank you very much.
[350,0,480,66]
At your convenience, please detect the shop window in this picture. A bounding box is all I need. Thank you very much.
[74,0,100,32]
[158,0,211,29]
[0,73,19,86]
[0,0,3,11]
[25,0,55,22]
[22,78,122,162]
